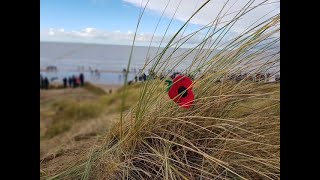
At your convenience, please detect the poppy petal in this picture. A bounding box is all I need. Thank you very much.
[178,90,194,108]
[168,77,193,100]
[173,75,193,88]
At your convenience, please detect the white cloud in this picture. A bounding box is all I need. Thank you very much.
[48,28,55,36]
[123,0,279,34]
[40,27,205,47]
[43,27,193,46]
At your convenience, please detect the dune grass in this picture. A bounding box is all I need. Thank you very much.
[95,81,279,180]
[83,82,107,96]
[41,83,144,139]
[42,81,279,180]
[41,0,280,179]
[44,99,104,138]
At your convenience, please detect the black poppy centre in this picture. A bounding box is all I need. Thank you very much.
[178,86,188,97]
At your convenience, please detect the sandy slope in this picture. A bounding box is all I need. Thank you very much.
[40,86,120,177]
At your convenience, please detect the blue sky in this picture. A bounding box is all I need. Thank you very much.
[41,0,164,33]
[40,0,279,46]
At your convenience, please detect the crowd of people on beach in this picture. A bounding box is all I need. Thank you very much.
[41,64,280,91]
[62,73,85,88]
[125,69,280,86]
[40,73,85,90]
[40,74,50,89]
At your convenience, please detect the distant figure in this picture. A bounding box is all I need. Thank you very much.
[236,74,242,82]
[170,72,179,79]
[72,75,77,88]
[118,74,122,81]
[230,74,236,80]
[266,73,271,82]
[134,76,138,82]
[89,67,93,76]
[95,69,100,79]
[138,75,143,81]
[97,70,100,79]
[40,74,43,89]
[122,69,127,80]
[255,73,261,82]
[63,77,67,88]
[275,74,280,82]
[109,89,112,94]
[241,73,248,81]
[68,77,73,87]
[76,77,81,87]
[79,73,84,86]
[148,70,156,80]
[44,77,49,90]
[142,73,147,81]
[261,74,265,82]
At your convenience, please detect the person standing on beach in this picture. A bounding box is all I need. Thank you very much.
[275,74,280,82]
[63,77,67,88]
[41,78,45,89]
[40,74,43,89]
[68,77,73,88]
[72,75,77,88]
[134,76,138,82]
[97,70,100,79]
[76,77,81,87]
[44,77,49,90]
[95,69,100,79]
[142,73,147,81]
[79,73,84,86]
[89,66,93,76]
[122,68,127,79]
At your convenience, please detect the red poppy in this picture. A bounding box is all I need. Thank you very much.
[167,75,194,108]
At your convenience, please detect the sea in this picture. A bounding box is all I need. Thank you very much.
[40,41,279,85]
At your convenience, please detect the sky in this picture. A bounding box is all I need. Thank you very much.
[40,0,279,47]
